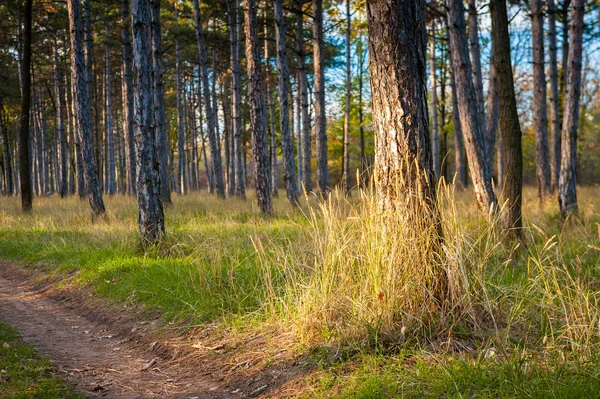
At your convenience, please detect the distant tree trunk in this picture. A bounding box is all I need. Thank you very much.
[192,0,226,198]
[449,57,467,187]
[342,0,351,193]
[189,77,199,191]
[558,0,584,216]
[274,0,299,205]
[430,20,440,178]
[105,21,116,195]
[548,0,560,192]
[121,0,136,195]
[263,10,278,198]
[531,0,551,201]
[358,34,366,186]
[226,0,245,199]
[67,0,105,216]
[150,0,171,203]
[446,0,497,213]
[313,0,329,194]
[54,42,68,198]
[175,8,186,195]
[131,0,165,244]
[484,55,499,175]
[491,0,523,234]
[0,104,13,195]
[467,0,485,129]
[244,0,273,214]
[296,0,312,192]
[367,0,445,298]
[295,76,303,186]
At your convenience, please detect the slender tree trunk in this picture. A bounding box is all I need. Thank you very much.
[274,0,299,205]
[467,0,485,129]
[244,0,273,214]
[450,60,467,187]
[296,74,303,186]
[0,104,13,195]
[313,0,329,194]
[262,9,278,198]
[491,0,523,234]
[121,0,136,195]
[484,55,499,175]
[105,21,116,195]
[68,0,105,216]
[149,0,171,203]
[548,0,560,192]
[531,0,551,201]
[193,0,226,198]
[342,0,351,193]
[358,35,366,186]
[175,9,186,195]
[54,42,68,198]
[296,0,312,192]
[558,0,584,216]
[131,0,165,244]
[430,20,440,178]
[446,0,497,213]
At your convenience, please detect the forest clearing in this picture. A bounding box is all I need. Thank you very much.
[2,0,600,396]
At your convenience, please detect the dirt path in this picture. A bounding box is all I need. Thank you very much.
[0,267,243,399]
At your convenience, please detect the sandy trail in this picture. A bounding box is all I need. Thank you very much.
[0,266,241,399]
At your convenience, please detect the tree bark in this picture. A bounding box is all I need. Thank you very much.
[430,20,440,178]
[150,0,171,203]
[313,0,329,194]
[484,55,499,175]
[244,0,273,214]
[548,0,560,192]
[131,0,165,244]
[342,0,351,193]
[467,0,485,129]
[531,0,551,201]
[54,42,68,198]
[263,9,278,198]
[274,0,299,206]
[446,0,497,212]
[296,0,312,192]
[121,0,136,195]
[193,0,226,198]
[491,0,523,234]
[105,20,116,195]
[175,8,186,195]
[68,0,106,216]
[449,53,467,187]
[558,0,584,216]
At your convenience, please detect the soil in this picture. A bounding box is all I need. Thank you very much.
[0,263,308,398]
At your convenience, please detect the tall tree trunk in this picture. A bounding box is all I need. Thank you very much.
[150,0,171,203]
[491,0,523,234]
[54,42,68,198]
[548,0,560,192]
[484,55,499,175]
[342,0,351,193]
[449,59,467,187]
[193,0,226,198]
[296,74,303,186]
[446,0,497,213]
[358,34,366,186]
[313,0,329,194]
[467,0,485,129]
[121,0,136,195]
[131,0,165,244]
[175,8,186,195]
[531,0,551,201]
[105,20,116,195]
[274,0,299,205]
[558,0,584,216]
[244,0,273,214]
[68,0,106,216]
[0,104,13,195]
[296,0,312,192]
[263,9,278,198]
[430,20,440,178]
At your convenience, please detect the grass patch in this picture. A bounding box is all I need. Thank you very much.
[0,322,81,399]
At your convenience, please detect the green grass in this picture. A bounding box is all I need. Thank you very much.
[0,322,81,399]
[2,187,600,397]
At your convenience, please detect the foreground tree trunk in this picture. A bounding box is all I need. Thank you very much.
[491,0,523,235]
[430,20,440,178]
[19,0,33,211]
[446,0,497,213]
[531,0,551,201]
[296,0,313,192]
[105,21,117,195]
[244,0,272,214]
[121,0,136,195]
[131,0,165,244]
[467,0,485,129]
[484,55,499,174]
[558,0,585,216]
[274,0,299,206]
[367,0,445,299]
[68,0,105,216]
[313,0,329,194]
[342,0,351,192]
[548,0,560,192]
[54,42,68,198]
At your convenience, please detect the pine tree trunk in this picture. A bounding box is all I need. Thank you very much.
[449,59,467,187]
[491,0,523,234]
[296,74,303,186]
[548,0,560,192]
[121,0,136,195]
[67,0,105,216]
[54,42,68,198]
[296,0,312,192]
[358,35,366,186]
[273,0,299,205]
[531,0,551,201]
[150,0,171,203]
[105,21,116,195]
[446,0,497,212]
[244,0,273,214]
[558,0,584,216]
[430,20,440,178]
[467,0,485,130]
[131,0,165,244]
[175,9,186,195]
[262,10,278,198]
[193,0,226,198]
[313,0,329,194]
[0,104,13,195]
[342,0,351,193]
[484,55,499,175]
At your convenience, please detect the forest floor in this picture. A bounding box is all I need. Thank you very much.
[2,187,600,398]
